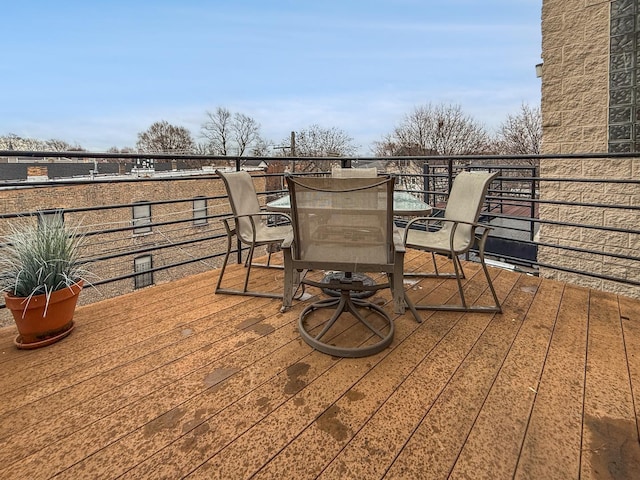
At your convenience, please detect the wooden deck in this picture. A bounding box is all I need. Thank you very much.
[1,250,639,479]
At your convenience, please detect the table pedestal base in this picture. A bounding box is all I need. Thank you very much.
[320,272,376,298]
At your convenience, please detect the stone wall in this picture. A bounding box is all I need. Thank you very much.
[539,0,640,298]
[540,0,610,154]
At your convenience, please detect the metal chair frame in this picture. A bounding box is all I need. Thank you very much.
[281,174,417,357]
[403,170,502,313]
[215,170,292,299]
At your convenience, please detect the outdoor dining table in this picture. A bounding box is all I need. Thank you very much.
[266,189,432,298]
[265,190,433,217]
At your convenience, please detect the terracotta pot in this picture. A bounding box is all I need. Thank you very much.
[5,280,83,349]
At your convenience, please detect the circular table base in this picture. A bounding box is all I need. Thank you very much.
[299,296,394,358]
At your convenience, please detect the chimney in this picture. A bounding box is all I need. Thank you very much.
[27,166,49,182]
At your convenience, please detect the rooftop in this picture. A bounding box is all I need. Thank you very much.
[1,250,639,479]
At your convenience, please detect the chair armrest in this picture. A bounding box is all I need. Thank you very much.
[224,212,292,243]
[404,216,491,235]
[281,232,294,249]
[392,227,406,253]
[404,217,494,253]
[220,217,236,236]
[234,211,292,222]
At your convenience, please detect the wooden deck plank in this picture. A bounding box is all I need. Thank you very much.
[48,255,429,479]
[317,269,520,479]
[620,295,640,447]
[515,284,589,479]
[382,271,536,479]
[0,272,225,388]
[0,293,283,468]
[449,276,565,479]
[196,270,493,480]
[0,250,639,480]
[112,254,438,479]
[0,268,292,477]
[0,267,278,426]
[581,290,640,479]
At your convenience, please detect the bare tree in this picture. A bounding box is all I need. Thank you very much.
[136,121,195,154]
[201,107,232,155]
[1,134,43,151]
[276,125,358,173]
[292,124,358,157]
[374,103,491,157]
[233,113,261,156]
[495,103,541,155]
[45,139,81,151]
[200,107,264,156]
[250,136,273,156]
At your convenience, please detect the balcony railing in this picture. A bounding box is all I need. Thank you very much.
[0,150,638,312]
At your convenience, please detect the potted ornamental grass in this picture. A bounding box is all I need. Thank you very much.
[0,213,91,349]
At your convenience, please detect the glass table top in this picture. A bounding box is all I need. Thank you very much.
[266,191,431,216]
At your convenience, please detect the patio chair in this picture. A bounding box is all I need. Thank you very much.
[331,166,378,178]
[403,170,502,313]
[215,170,292,299]
[281,174,415,357]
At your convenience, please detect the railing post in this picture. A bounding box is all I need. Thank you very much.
[423,162,430,205]
[499,167,504,214]
[530,164,537,242]
[234,156,242,264]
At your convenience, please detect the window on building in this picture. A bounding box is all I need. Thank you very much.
[193,197,208,226]
[132,201,152,234]
[134,255,153,289]
[37,209,64,229]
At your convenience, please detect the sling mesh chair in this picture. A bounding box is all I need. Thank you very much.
[281,174,412,358]
[215,170,292,299]
[324,165,380,297]
[403,170,502,313]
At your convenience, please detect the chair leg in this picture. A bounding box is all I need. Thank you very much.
[403,291,422,323]
[247,249,273,267]
[242,243,256,292]
[451,251,468,310]
[214,226,234,294]
[478,232,502,313]
[405,252,464,279]
[281,248,295,311]
[391,250,406,316]
[409,241,501,313]
[215,220,283,300]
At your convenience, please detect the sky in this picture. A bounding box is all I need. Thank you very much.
[1,0,542,155]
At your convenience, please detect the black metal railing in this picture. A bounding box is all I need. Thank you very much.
[0,150,638,308]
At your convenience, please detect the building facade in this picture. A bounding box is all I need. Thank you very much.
[539,0,640,298]
[0,169,270,325]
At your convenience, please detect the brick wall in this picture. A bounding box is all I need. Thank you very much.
[0,172,270,324]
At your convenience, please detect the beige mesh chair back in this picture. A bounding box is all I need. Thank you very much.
[215,170,292,299]
[403,170,501,313]
[281,174,412,357]
[331,166,378,178]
